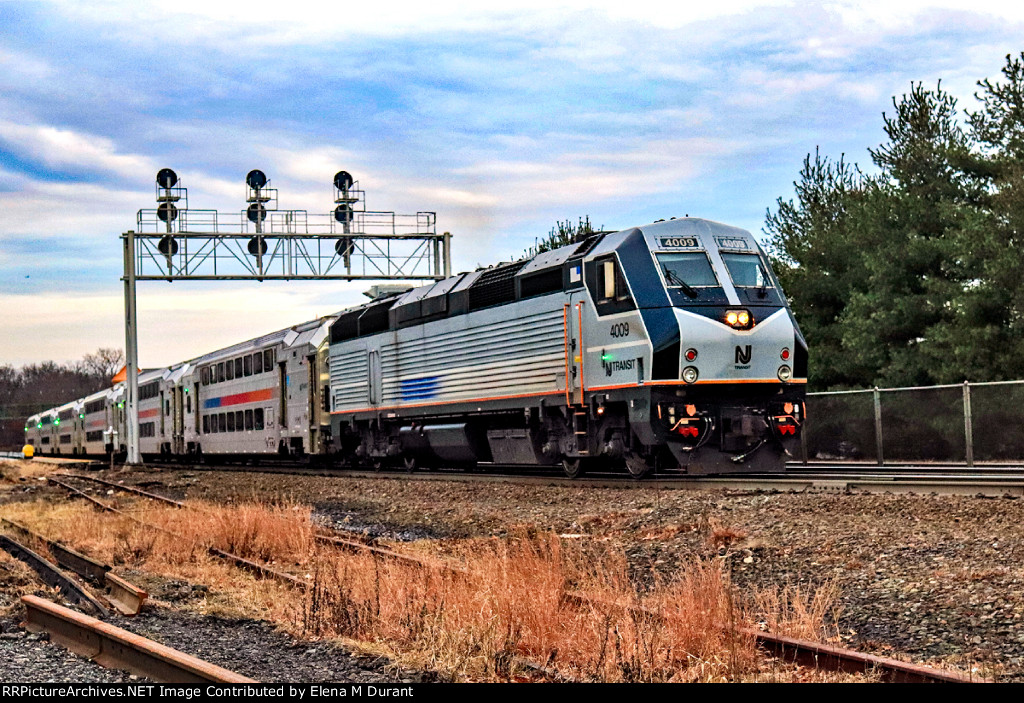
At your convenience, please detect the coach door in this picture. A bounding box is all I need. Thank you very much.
[171,387,184,454]
[564,295,586,406]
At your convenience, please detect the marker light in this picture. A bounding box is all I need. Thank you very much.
[784,402,794,414]
[682,366,699,384]
[685,348,698,361]
[685,404,697,416]
[725,309,753,329]
[778,365,792,382]
[781,348,791,360]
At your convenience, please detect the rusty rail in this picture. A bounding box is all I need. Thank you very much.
[22,595,254,683]
[59,473,187,509]
[2,517,110,584]
[48,476,305,591]
[1,516,148,616]
[0,534,108,617]
[561,592,979,683]
[104,571,149,616]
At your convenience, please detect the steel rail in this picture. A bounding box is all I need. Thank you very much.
[2,517,110,584]
[560,593,980,683]
[0,535,108,616]
[47,476,308,591]
[119,460,1024,497]
[21,595,255,683]
[49,467,986,681]
[60,472,456,575]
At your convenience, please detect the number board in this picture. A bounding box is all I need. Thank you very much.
[715,236,750,251]
[658,236,701,249]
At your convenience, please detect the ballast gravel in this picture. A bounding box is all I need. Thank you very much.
[145,469,1022,680]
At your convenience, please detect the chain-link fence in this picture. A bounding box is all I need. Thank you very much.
[803,380,1024,465]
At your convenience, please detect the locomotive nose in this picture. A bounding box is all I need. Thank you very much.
[672,308,795,383]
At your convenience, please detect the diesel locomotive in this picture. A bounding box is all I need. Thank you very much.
[26,217,806,477]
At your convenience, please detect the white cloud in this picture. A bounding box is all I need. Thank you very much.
[0,121,156,181]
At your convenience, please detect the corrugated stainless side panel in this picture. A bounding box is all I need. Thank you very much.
[380,307,565,405]
[330,348,369,411]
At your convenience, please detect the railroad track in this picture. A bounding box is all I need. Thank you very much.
[21,595,254,683]
[108,458,1024,497]
[56,471,983,683]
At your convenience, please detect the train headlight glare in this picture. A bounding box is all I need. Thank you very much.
[725,309,753,329]
[778,365,792,382]
[682,366,699,384]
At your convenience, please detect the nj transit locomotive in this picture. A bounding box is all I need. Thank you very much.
[26,218,806,477]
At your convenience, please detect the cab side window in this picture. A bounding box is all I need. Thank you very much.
[586,256,636,315]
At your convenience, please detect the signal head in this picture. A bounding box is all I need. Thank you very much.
[246,169,267,190]
[247,202,267,223]
[334,171,353,191]
[157,202,178,222]
[334,203,353,223]
[156,168,178,189]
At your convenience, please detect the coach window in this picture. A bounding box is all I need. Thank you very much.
[244,355,252,376]
[227,412,235,432]
[186,395,191,413]
[235,358,243,378]
[264,349,274,370]
[202,416,209,434]
[253,352,263,374]
[217,413,226,433]
[235,410,243,430]
[226,360,235,381]
[244,409,253,430]
[165,400,170,416]
[254,408,264,430]
[216,363,225,383]
[201,367,209,385]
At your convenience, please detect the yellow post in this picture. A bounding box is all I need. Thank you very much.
[21,444,34,459]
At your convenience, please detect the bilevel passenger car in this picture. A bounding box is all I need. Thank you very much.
[26,217,806,478]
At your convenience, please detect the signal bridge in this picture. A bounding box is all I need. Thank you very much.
[130,168,451,281]
[121,168,452,465]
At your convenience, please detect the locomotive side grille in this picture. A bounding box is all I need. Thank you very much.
[379,308,565,405]
[468,262,527,310]
[330,349,370,411]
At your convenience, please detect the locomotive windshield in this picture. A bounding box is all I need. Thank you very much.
[657,252,719,295]
[722,253,773,289]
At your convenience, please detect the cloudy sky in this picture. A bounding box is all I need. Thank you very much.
[2,0,1022,367]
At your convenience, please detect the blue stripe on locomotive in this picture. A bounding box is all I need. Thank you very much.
[400,376,440,401]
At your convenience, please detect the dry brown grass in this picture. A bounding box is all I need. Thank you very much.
[301,533,763,682]
[707,518,749,550]
[0,496,850,682]
[749,581,843,642]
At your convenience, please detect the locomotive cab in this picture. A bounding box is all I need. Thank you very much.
[581,218,807,474]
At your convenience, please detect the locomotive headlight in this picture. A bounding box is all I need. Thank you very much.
[682,366,699,384]
[724,309,753,329]
[777,365,792,382]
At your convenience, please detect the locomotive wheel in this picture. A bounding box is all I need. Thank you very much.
[561,458,585,479]
[624,453,650,479]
